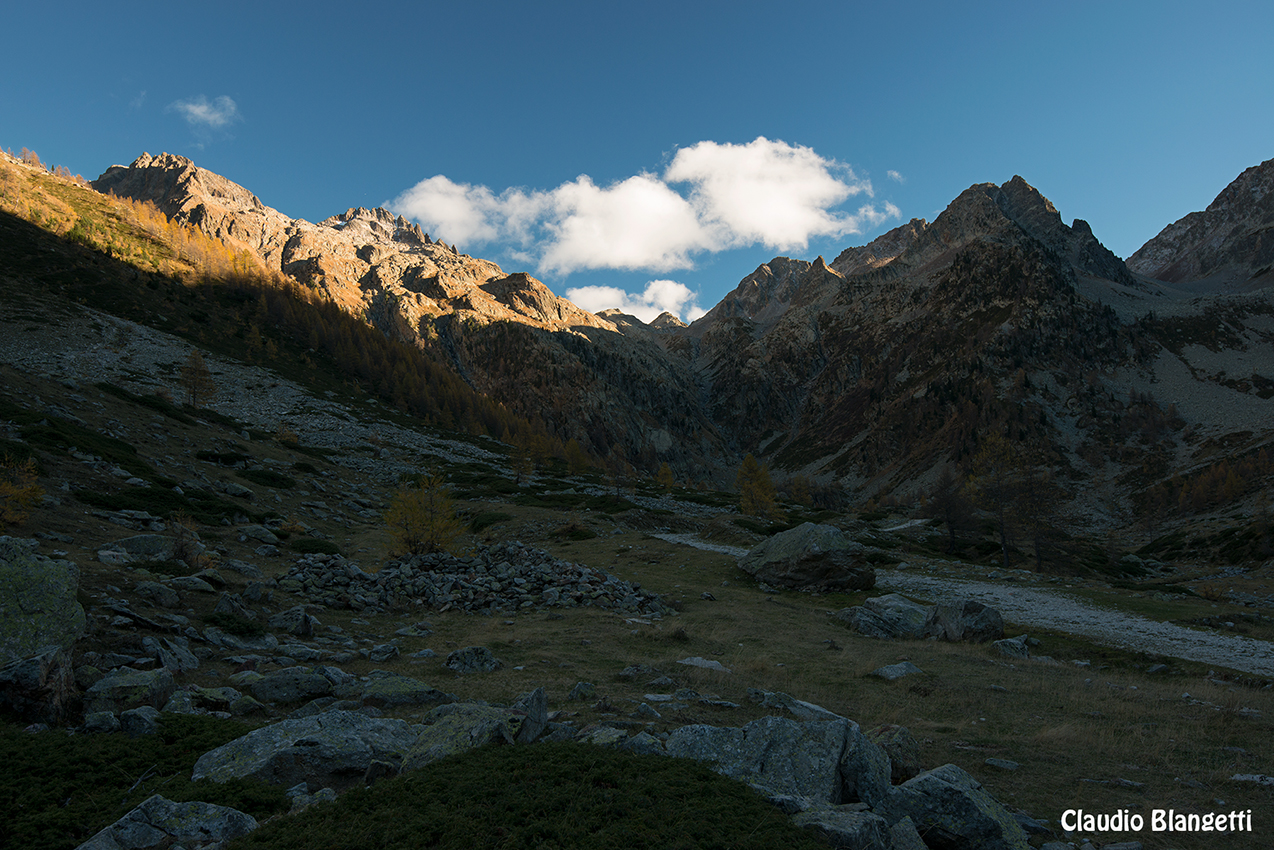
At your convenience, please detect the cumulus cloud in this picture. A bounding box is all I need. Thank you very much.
[887,169,905,183]
[665,137,872,251]
[387,137,900,276]
[539,175,709,274]
[168,95,240,128]
[566,279,705,323]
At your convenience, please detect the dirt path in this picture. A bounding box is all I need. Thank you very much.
[653,535,1274,677]
[875,571,1274,676]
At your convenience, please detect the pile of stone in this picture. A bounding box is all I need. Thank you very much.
[276,541,669,617]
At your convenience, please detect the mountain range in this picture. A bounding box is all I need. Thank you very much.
[86,152,1274,535]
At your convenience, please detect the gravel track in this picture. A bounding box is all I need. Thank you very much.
[880,571,1274,676]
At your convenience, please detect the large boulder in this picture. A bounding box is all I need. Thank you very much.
[0,645,77,722]
[876,763,1030,850]
[192,709,420,791]
[834,594,1005,643]
[358,671,456,709]
[665,715,890,807]
[738,523,874,591]
[835,594,931,640]
[0,537,86,662]
[73,794,256,850]
[928,600,1004,643]
[247,667,334,704]
[85,667,176,714]
[400,703,521,772]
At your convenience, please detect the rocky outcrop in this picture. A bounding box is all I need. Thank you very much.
[665,714,891,808]
[876,763,1030,849]
[0,536,86,662]
[737,523,874,591]
[191,709,420,792]
[74,794,257,850]
[1128,157,1274,288]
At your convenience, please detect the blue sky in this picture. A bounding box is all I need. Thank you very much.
[4,1,1272,321]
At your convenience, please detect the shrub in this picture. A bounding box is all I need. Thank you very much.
[0,456,43,528]
[229,743,826,850]
[0,714,286,850]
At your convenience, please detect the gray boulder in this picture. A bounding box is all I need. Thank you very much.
[213,592,256,621]
[85,667,175,714]
[877,763,1030,850]
[142,636,200,673]
[866,724,922,784]
[192,709,420,791]
[994,635,1031,659]
[665,715,890,807]
[746,688,844,722]
[0,645,77,722]
[248,667,334,704]
[73,794,256,850]
[870,661,924,681]
[836,594,931,640]
[400,703,521,772]
[738,523,874,591]
[929,600,1004,643]
[793,808,889,850]
[512,686,548,743]
[0,537,86,663]
[120,705,162,737]
[134,581,180,609]
[268,606,320,637]
[445,646,502,674]
[835,594,1005,643]
[359,671,456,709]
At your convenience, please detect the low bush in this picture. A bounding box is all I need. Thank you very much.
[0,714,286,850]
[229,743,826,850]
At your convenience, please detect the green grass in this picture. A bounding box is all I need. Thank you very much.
[0,714,286,850]
[229,742,828,850]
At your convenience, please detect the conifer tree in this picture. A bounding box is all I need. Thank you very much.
[180,350,216,408]
[385,473,464,555]
[736,453,777,518]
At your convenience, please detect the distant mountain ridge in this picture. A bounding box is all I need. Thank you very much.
[89,152,1274,532]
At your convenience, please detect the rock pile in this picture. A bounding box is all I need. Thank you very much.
[277,541,669,617]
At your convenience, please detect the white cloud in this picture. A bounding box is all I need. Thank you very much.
[539,174,709,274]
[887,169,905,183]
[168,95,240,128]
[387,137,901,276]
[665,137,873,251]
[566,279,705,324]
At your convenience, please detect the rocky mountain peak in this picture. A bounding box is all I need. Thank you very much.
[91,152,611,335]
[1127,157,1274,288]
